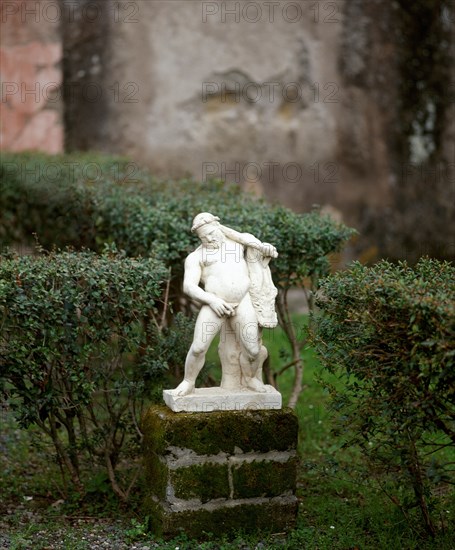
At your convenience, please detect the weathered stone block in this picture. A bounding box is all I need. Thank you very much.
[231,455,298,499]
[142,405,298,455]
[142,405,299,539]
[146,498,298,540]
[144,452,168,501]
[171,463,230,503]
[144,452,230,503]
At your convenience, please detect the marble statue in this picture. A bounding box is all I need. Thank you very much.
[163,212,282,412]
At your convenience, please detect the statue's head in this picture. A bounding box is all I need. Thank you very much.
[191,212,224,247]
[191,212,220,233]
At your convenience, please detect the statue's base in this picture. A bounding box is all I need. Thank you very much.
[163,386,282,412]
[142,405,298,539]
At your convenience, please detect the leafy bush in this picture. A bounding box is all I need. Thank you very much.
[0,249,194,499]
[0,152,356,405]
[312,258,455,536]
[0,152,354,281]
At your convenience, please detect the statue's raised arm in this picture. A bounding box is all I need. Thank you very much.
[217,224,278,260]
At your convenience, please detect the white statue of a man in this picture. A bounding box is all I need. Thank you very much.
[173,212,278,397]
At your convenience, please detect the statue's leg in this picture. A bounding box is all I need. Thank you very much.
[219,325,243,390]
[174,306,222,396]
[235,296,268,392]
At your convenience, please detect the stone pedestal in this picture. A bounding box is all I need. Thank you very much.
[163,386,282,412]
[142,405,299,539]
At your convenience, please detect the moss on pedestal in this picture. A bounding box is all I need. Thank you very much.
[142,405,298,455]
[146,498,298,540]
[172,463,230,502]
[144,453,168,501]
[231,456,298,499]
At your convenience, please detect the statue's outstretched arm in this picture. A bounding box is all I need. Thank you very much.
[219,224,278,258]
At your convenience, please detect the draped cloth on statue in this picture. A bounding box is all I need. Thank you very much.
[246,247,278,329]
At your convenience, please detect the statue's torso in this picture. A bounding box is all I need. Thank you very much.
[198,240,250,303]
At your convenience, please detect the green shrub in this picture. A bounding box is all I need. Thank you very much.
[0,152,354,281]
[312,258,455,536]
[0,152,356,405]
[0,249,194,499]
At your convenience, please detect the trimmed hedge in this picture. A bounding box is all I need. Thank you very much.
[0,249,194,498]
[0,152,356,287]
[312,258,455,535]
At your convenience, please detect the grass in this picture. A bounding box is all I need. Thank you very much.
[1,316,454,549]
